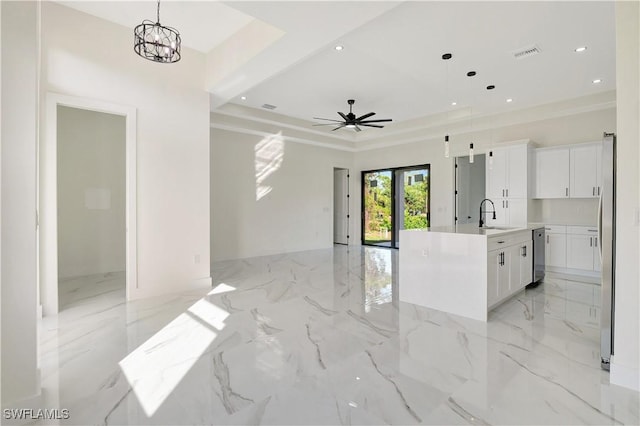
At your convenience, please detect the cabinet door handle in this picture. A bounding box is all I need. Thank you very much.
[598,187,600,196]
[506,200,509,208]
[590,237,593,247]
[566,187,569,197]
[593,187,596,196]
[502,200,505,208]
[506,189,509,197]
[547,235,549,244]
[594,237,598,247]
[502,189,505,197]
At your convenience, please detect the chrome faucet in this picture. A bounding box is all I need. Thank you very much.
[479,199,497,228]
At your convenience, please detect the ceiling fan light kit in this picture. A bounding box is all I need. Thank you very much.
[312,99,392,132]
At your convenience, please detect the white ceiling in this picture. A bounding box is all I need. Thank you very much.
[57,1,255,53]
[54,1,617,129]
[229,1,616,126]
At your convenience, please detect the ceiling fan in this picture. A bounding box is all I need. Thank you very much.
[313,99,392,131]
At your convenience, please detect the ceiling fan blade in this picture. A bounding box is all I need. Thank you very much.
[313,123,344,126]
[332,124,346,131]
[358,119,392,124]
[338,112,349,121]
[356,112,376,121]
[313,117,344,123]
[354,124,362,132]
[360,123,385,128]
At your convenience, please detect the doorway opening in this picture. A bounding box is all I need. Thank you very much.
[455,154,486,225]
[333,168,350,245]
[362,164,430,248]
[41,94,137,316]
[56,106,126,310]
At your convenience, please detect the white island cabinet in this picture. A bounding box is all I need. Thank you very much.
[399,225,533,321]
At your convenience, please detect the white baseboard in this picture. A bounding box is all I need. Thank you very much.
[545,267,600,284]
[1,376,43,425]
[610,356,640,391]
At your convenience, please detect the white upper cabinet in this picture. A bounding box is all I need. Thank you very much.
[486,149,508,199]
[534,142,602,199]
[486,145,528,199]
[535,147,570,198]
[570,144,602,198]
[507,145,528,198]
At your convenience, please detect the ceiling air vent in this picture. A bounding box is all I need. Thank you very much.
[261,103,277,110]
[511,44,541,60]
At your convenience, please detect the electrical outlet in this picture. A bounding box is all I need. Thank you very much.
[194,254,201,264]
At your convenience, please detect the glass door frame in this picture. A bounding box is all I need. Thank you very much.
[361,163,431,248]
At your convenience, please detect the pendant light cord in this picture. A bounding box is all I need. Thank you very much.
[156,0,161,23]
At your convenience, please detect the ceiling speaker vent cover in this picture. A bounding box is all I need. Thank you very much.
[512,44,541,60]
[261,103,277,110]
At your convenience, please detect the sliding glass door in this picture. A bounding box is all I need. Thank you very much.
[363,171,393,246]
[362,164,430,248]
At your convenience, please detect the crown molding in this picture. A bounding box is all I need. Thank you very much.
[211,92,616,153]
[210,122,356,152]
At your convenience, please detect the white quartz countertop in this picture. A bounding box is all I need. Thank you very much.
[401,223,534,236]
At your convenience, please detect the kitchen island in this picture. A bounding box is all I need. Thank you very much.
[399,224,533,321]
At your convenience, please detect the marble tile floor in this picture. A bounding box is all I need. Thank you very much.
[31,246,639,425]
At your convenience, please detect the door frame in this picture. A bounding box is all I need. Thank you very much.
[40,93,137,315]
[333,167,350,245]
[361,164,430,248]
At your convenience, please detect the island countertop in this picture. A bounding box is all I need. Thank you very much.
[399,224,536,321]
[402,223,535,237]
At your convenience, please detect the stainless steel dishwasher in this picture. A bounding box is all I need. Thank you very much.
[529,227,545,286]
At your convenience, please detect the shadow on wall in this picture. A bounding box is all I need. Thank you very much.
[255,131,284,200]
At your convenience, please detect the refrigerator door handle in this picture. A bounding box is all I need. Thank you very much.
[598,187,603,261]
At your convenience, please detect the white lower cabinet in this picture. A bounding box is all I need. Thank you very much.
[487,248,507,307]
[566,226,601,273]
[545,225,567,268]
[567,234,594,270]
[544,225,601,275]
[519,240,533,287]
[487,231,532,309]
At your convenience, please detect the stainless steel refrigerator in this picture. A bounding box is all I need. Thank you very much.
[600,132,616,371]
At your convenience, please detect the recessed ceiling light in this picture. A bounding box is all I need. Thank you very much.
[506,98,513,103]
[240,96,247,100]
[334,45,344,51]
[451,101,457,106]
[592,79,602,84]
[575,46,587,52]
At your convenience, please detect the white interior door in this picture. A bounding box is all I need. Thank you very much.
[333,168,349,245]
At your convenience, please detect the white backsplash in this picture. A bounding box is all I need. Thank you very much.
[529,198,598,225]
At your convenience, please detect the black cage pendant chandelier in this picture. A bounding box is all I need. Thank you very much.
[134,0,181,63]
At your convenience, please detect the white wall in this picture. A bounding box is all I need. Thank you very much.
[210,128,353,261]
[57,106,125,278]
[611,0,639,391]
[40,2,211,302]
[1,0,39,405]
